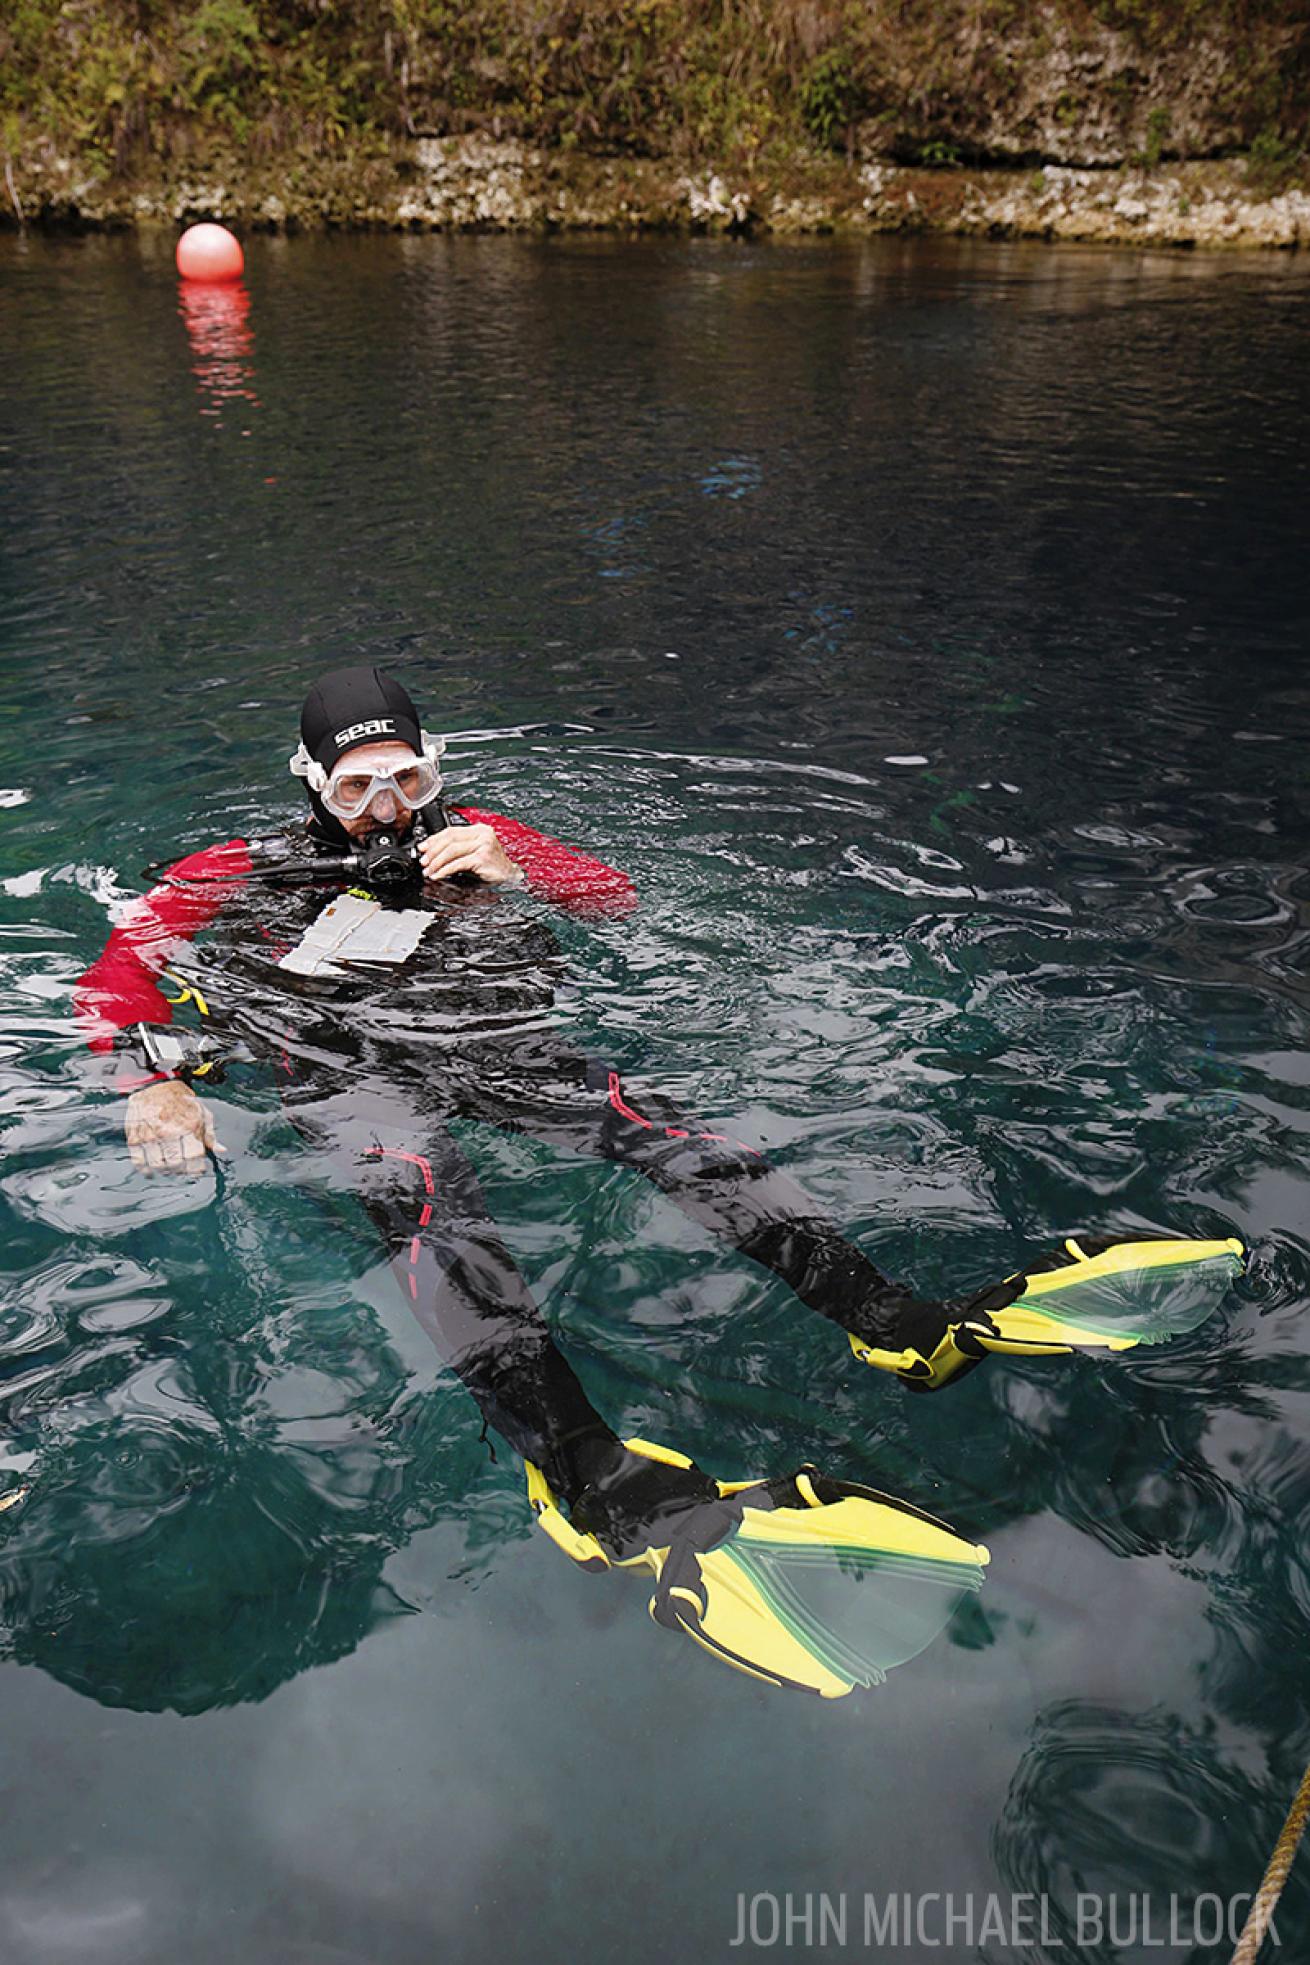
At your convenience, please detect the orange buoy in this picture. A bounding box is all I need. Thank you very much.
[175,222,245,283]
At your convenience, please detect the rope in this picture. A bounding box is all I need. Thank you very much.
[1230,1757,1310,1965]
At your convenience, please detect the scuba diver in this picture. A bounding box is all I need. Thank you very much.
[71,667,1244,1696]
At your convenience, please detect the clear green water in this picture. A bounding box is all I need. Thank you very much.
[2,231,1309,1964]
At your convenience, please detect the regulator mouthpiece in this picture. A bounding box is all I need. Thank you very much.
[353,831,422,892]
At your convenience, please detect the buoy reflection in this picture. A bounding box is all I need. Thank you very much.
[179,278,259,421]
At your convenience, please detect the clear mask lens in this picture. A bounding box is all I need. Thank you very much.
[323,756,441,820]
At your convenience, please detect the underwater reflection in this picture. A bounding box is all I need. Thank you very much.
[994,1699,1310,1961]
[0,1265,508,1714]
[178,278,259,421]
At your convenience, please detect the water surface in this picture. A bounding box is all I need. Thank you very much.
[3,231,1310,1964]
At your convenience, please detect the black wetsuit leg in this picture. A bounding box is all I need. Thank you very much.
[278,1074,613,1499]
[455,1035,942,1357]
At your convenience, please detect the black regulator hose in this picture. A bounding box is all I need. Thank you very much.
[142,802,469,891]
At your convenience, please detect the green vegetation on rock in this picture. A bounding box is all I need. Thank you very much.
[1,0,1306,228]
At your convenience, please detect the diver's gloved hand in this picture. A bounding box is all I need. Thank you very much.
[566,1432,736,1563]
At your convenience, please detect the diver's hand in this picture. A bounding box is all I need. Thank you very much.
[568,1437,732,1562]
[418,823,523,888]
[125,1079,224,1176]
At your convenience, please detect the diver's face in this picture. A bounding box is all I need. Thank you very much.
[329,740,421,841]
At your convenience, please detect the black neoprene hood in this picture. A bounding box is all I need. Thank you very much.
[298,665,426,843]
[299,666,423,775]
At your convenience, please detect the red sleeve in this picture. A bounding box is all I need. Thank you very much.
[454,807,636,917]
[73,840,252,1053]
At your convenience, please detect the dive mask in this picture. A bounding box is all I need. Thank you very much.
[289,733,446,820]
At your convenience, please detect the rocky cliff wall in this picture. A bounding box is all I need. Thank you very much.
[3,1,1307,246]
